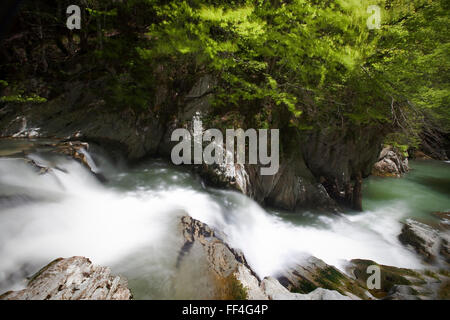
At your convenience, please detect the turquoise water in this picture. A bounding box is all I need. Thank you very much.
[0,140,448,298]
[363,160,450,225]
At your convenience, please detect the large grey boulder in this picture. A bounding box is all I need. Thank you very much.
[0,257,132,300]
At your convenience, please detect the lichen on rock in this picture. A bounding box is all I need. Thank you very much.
[0,256,132,300]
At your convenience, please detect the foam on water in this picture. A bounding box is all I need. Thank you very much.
[0,154,428,297]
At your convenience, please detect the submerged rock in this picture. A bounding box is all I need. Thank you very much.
[398,219,449,263]
[0,257,132,300]
[372,146,409,177]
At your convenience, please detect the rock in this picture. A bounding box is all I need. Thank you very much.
[417,126,450,161]
[193,134,337,212]
[0,139,105,181]
[302,126,385,210]
[384,285,420,300]
[439,233,450,264]
[47,141,105,181]
[432,211,450,231]
[413,150,433,160]
[0,257,132,300]
[274,255,367,299]
[398,219,449,263]
[0,79,164,161]
[347,259,450,300]
[260,277,350,300]
[197,162,336,212]
[372,146,409,177]
[178,215,267,300]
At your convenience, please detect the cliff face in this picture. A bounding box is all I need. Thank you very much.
[0,73,383,212]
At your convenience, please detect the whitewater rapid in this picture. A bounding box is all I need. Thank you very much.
[0,152,425,297]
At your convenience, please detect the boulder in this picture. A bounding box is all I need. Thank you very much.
[372,146,409,177]
[347,259,449,300]
[0,257,132,300]
[274,255,368,299]
[260,277,350,300]
[178,215,267,300]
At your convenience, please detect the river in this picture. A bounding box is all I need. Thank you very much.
[0,140,449,298]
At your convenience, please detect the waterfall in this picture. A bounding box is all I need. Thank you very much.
[1,146,443,298]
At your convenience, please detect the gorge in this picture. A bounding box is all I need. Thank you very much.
[0,0,449,301]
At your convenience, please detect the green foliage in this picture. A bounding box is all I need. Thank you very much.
[367,0,450,133]
[0,94,47,104]
[2,0,448,144]
[140,0,383,126]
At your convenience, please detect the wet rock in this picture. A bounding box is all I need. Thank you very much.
[440,233,450,264]
[47,141,105,181]
[0,257,132,300]
[372,146,409,177]
[260,277,350,300]
[275,255,368,299]
[398,219,448,263]
[347,259,449,300]
[178,215,267,300]
[0,139,105,182]
[195,147,336,212]
[432,211,450,231]
[384,285,420,300]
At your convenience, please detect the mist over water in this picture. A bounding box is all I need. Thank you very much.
[0,145,448,298]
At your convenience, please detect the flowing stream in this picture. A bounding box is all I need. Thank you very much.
[0,140,449,299]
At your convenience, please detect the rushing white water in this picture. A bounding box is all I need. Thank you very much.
[0,148,438,298]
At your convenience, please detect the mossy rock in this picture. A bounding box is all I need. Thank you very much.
[277,257,369,299]
[348,259,422,298]
[213,273,248,300]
